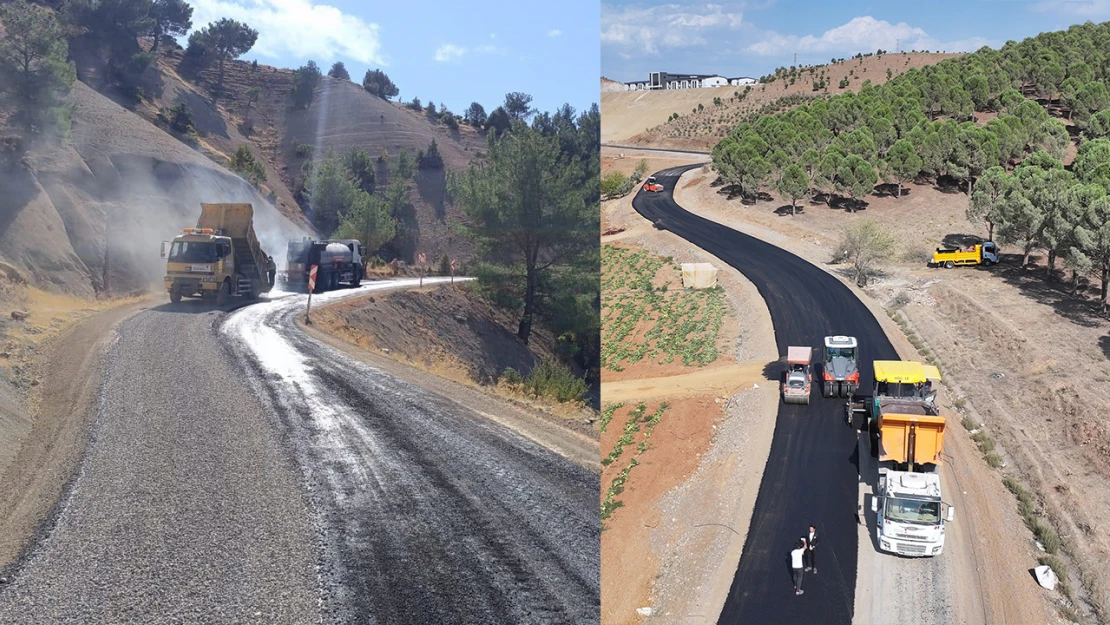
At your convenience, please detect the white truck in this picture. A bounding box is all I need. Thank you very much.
[850,360,956,557]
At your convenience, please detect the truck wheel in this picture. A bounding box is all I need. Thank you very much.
[944,261,954,269]
[217,280,230,306]
[169,289,182,304]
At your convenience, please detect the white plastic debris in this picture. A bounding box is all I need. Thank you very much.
[1034,565,1058,591]
[637,607,653,616]
[753,384,759,389]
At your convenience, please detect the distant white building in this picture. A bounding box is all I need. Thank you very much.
[624,72,736,90]
[729,77,758,86]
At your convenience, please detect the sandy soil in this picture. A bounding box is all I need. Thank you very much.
[600,190,780,625]
[670,170,1080,624]
[307,283,598,437]
[602,53,962,149]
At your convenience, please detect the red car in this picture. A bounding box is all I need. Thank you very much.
[643,176,664,192]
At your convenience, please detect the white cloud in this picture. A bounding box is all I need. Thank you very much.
[189,0,385,65]
[601,3,745,56]
[433,42,506,62]
[434,44,467,62]
[548,29,562,37]
[745,16,997,57]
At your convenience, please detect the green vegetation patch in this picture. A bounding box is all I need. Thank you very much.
[601,245,727,371]
[601,402,669,524]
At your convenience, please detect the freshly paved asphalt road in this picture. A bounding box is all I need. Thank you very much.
[632,166,901,625]
[0,279,599,624]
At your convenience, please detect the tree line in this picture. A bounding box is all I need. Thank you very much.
[450,102,600,389]
[710,21,1110,306]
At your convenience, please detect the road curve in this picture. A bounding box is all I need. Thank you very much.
[630,166,947,625]
[0,278,599,624]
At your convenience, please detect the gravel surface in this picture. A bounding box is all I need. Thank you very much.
[223,280,600,624]
[0,305,320,624]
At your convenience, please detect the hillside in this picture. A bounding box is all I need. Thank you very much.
[602,52,961,150]
[0,80,305,296]
[151,45,487,264]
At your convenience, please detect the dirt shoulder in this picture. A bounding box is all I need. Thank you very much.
[665,170,1062,624]
[600,188,780,625]
[0,293,152,575]
[298,287,599,471]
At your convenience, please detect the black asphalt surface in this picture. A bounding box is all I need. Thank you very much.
[632,166,901,625]
[222,284,600,625]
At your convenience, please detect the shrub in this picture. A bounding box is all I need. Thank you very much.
[294,142,314,158]
[161,103,195,134]
[985,451,1003,468]
[525,358,586,403]
[500,367,523,388]
[229,144,266,186]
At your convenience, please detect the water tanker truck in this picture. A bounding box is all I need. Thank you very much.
[161,203,274,304]
[847,360,955,557]
[284,237,364,293]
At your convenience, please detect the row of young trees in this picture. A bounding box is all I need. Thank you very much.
[710,21,1110,305]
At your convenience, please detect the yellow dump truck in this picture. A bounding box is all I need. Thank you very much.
[847,360,955,557]
[929,241,999,268]
[161,203,274,304]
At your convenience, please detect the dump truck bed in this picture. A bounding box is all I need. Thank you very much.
[878,413,946,465]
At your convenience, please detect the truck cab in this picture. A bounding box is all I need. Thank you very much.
[163,229,236,304]
[872,471,955,556]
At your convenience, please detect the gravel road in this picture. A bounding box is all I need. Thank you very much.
[0,278,599,624]
[0,304,320,624]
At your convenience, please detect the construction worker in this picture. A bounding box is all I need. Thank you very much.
[266,255,276,286]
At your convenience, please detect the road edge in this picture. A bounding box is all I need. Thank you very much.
[294,303,600,473]
[0,297,153,581]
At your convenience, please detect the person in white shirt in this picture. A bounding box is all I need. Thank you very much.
[791,539,806,595]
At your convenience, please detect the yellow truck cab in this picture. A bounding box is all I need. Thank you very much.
[162,203,274,304]
[929,241,999,268]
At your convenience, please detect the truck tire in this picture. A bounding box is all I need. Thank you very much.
[169,289,182,304]
[944,261,954,269]
[217,280,230,306]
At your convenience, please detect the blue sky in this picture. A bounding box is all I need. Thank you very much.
[602,0,1110,82]
[183,0,600,116]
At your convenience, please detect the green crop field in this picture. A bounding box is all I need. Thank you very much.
[601,245,727,372]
